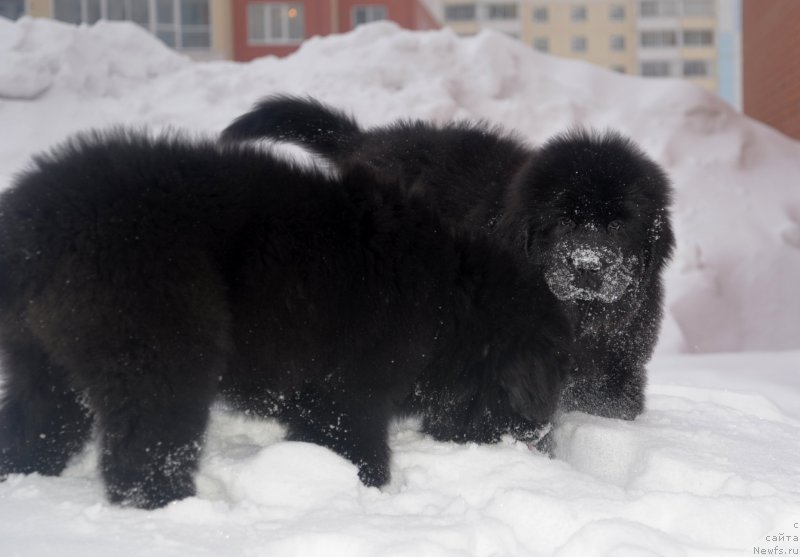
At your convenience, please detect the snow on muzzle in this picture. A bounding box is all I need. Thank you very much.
[544,243,639,303]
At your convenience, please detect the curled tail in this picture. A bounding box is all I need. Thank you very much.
[221,95,362,160]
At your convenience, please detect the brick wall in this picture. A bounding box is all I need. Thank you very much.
[742,0,800,140]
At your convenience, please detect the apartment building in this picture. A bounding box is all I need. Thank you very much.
[524,1,637,75]
[425,0,741,107]
[3,0,437,61]
[11,0,234,60]
[426,1,522,38]
[3,0,741,105]
[636,0,718,91]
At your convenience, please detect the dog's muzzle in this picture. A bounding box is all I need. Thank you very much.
[544,243,638,303]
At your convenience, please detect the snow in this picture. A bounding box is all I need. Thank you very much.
[1,17,799,556]
[2,356,799,556]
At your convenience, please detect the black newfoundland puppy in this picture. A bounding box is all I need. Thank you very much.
[223,95,675,420]
[0,130,571,509]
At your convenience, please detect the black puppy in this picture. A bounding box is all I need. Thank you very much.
[0,130,571,509]
[222,96,675,420]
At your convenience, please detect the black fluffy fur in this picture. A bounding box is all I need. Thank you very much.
[222,95,676,421]
[0,130,571,509]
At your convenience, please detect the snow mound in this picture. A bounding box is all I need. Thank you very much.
[1,359,798,557]
[0,17,186,100]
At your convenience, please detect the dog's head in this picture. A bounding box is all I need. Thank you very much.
[498,129,674,306]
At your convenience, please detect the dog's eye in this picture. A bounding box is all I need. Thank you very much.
[559,218,575,228]
[608,220,624,231]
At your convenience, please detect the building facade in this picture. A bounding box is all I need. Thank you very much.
[635,0,719,93]
[742,0,800,140]
[4,0,436,61]
[424,0,741,107]
[4,0,743,105]
[15,0,233,60]
[523,0,638,75]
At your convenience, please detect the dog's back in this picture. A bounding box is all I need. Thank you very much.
[0,130,452,369]
[222,96,532,233]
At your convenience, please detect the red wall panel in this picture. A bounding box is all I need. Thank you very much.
[742,0,800,140]
[232,0,333,61]
[231,0,438,61]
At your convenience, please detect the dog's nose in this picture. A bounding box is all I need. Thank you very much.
[570,249,604,273]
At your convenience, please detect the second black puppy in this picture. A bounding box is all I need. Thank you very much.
[0,130,571,509]
[222,96,676,421]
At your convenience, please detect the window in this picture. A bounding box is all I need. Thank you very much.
[533,6,548,22]
[0,0,25,20]
[248,3,304,44]
[571,6,587,21]
[106,0,126,20]
[640,0,657,16]
[52,0,210,50]
[54,0,82,24]
[683,0,714,17]
[533,37,549,52]
[683,29,713,46]
[487,3,517,20]
[155,0,175,45]
[641,60,672,76]
[53,0,149,26]
[154,0,210,48]
[109,0,148,25]
[352,5,387,27]
[609,5,625,20]
[444,3,476,21]
[571,36,587,52]
[683,59,711,76]
[640,30,677,47]
[640,0,678,17]
[85,0,102,22]
[179,0,210,47]
[610,35,625,51]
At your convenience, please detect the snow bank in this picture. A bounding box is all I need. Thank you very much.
[2,18,799,354]
[1,352,799,556]
[0,17,185,100]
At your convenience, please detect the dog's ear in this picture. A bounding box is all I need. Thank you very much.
[522,223,548,265]
[640,208,675,283]
[493,211,538,264]
[522,227,533,259]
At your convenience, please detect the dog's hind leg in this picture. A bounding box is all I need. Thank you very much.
[92,353,221,509]
[26,253,232,508]
[0,325,94,477]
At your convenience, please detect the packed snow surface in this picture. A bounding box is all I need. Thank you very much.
[1,353,799,557]
[1,17,799,557]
